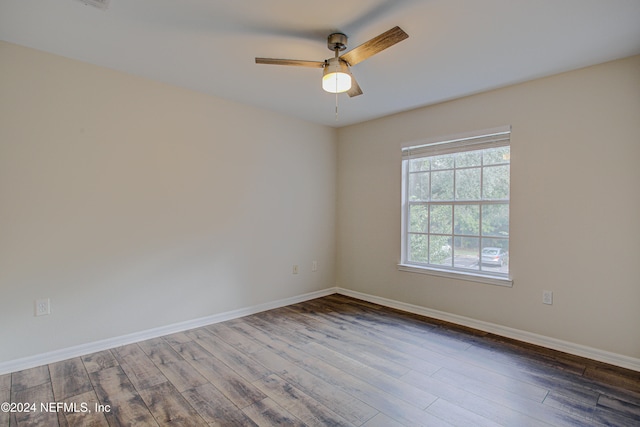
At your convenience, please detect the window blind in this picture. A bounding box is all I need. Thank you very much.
[401,125,511,158]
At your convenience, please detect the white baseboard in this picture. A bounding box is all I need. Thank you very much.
[336,288,640,372]
[0,287,338,375]
[3,286,638,375]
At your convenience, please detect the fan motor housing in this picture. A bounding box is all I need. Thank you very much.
[327,33,348,51]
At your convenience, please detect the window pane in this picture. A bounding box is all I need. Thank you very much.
[429,235,452,266]
[408,172,429,201]
[454,204,479,235]
[482,238,509,253]
[409,158,430,172]
[455,168,481,200]
[409,234,428,263]
[409,204,429,233]
[480,239,509,272]
[456,151,482,167]
[454,236,480,270]
[431,154,454,170]
[483,165,510,199]
[431,170,454,200]
[484,146,510,165]
[430,205,452,234]
[482,204,509,237]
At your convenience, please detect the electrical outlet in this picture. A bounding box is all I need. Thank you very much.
[35,298,51,316]
[292,265,299,274]
[542,290,553,305]
[312,260,317,272]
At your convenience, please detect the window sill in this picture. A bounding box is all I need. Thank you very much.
[397,263,513,287]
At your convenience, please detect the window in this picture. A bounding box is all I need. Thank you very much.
[400,126,511,285]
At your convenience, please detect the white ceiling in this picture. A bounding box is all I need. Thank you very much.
[2,0,640,127]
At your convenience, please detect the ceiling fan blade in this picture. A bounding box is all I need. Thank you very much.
[340,26,408,66]
[255,58,325,68]
[347,75,363,97]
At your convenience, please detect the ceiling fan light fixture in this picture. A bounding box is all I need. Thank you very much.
[256,26,408,99]
[322,58,352,93]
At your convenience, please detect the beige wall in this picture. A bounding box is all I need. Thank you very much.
[2,39,639,366]
[337,55,640,359]
[0,41,337,363]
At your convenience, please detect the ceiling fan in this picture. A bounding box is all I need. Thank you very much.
[255,26,408,97]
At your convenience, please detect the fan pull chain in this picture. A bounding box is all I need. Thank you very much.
[334,54,340,121]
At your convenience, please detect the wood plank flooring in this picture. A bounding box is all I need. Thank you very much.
[2,294,640,426]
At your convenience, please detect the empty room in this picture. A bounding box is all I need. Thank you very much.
[1,1,639,426]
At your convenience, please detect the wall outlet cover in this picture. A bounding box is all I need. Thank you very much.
[35,298,51,316]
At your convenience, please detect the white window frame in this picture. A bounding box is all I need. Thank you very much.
[399,126,513,287]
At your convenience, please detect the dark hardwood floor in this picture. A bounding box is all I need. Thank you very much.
[2,294,639,426]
